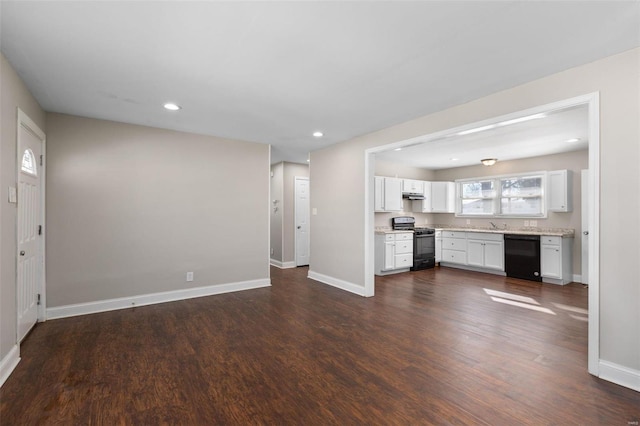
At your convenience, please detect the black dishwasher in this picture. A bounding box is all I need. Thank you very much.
[504,234,542,282]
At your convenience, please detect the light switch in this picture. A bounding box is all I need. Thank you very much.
[8,186,17,204]
[312,208,317,215]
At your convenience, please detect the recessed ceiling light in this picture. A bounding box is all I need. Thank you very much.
[450,158,459,161]
[313,131,323,138]
[566,138,581,143]
[394,148,402,151]
[164,103,181,111]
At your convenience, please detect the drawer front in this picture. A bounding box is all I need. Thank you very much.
[435,230,442,237]
[395,232,413,241]
[395,253,414,268]
[541,235,562,245]
[443,237,466,251]
[442,249,466,264]
[466,232,504,241]
[395,240,413,254]
[442,231,466,238]
[384,234,395,242]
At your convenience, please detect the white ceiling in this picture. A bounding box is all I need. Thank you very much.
[1,1,639,164]
[376,104,589,170]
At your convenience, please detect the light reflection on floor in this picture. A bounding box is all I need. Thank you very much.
[483,287,588,320]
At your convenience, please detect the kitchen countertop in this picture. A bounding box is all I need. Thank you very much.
[375,225,574,237]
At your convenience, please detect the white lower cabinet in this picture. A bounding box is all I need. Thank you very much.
[466,233,504,271]
[435,230,442,263]
[541,235,573,284]
[375,232,414,275]
[441,231,467,265]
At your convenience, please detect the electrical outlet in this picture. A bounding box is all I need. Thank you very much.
[524,220,529,227]
[270,248,274,255]
[186,271,194,282]
[530,220,537,227]
[466,219,471,225]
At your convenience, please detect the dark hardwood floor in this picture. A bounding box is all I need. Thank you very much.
[2,266,639,425]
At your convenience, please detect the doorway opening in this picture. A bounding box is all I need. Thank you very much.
[364,92,600,375]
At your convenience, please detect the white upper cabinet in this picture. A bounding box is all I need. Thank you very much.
[412,181,455,213]
[374,176,403,212]
[402,179,424,194]
[431,181,455,213]
[548,170,573,212]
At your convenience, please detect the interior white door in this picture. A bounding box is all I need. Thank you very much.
[581,169,589,284]
[295,177,310,266]
[17,112,45,342]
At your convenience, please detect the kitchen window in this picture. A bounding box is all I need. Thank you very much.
[460,180,495,215]
[456,173,546,218]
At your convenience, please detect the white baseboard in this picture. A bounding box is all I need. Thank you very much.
[573,274,583,283]
[47,278,271,320]
[270,259,296,269]
[307,270,366,297]
[0,345,20,388]
[598,360,640,392]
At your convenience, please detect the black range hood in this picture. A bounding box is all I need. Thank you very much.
[403,192,425,200]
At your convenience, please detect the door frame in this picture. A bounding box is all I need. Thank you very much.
[16,108,47,330]
[364,92,600,375]
[294,176,310,266]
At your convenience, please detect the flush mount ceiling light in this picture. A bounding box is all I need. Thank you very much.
[313,131,323,138]
[394,147,402,151]
[481,158,498,166]
[566,138,581,143]
[450,158,459,161]
[163,103,181,111]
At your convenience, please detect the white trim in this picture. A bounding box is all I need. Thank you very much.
[268,146,272,281]
[363,152,375,297]
[364,92,601,379]
[46,278,271,320]
[598,360,640,392]
[0,345,20,388]
[270,259,296,269]
[308,270,367,297]
[586,92,600,376]
[572,274,582,283]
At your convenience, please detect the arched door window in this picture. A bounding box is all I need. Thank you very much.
[21,148,37,176]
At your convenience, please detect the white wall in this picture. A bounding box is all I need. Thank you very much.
[310,48,639,375]
[0,53,46,363]
[45,113,270,307]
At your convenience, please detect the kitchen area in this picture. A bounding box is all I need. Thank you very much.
[374,170,579,284]
[372,105,588,286]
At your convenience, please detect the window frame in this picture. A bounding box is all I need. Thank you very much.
[455,171,547,218]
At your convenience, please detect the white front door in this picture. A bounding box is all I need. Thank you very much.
[17,111,45,342]
[295,177,310,266]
